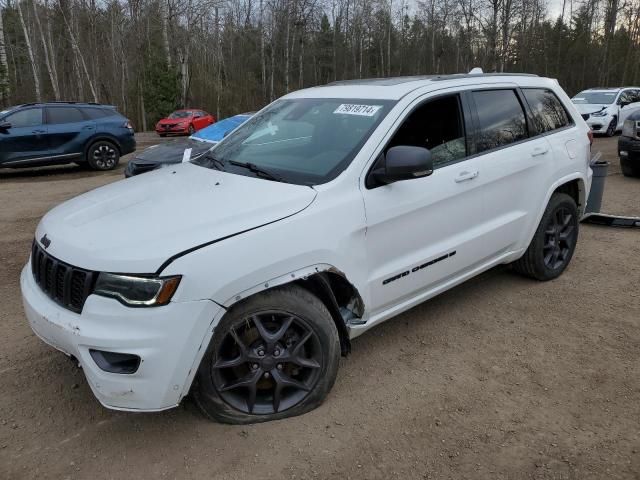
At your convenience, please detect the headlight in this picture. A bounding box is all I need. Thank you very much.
[94,273,181,307]
[591,110,608,117]
[177,122,187,127]
[622,119,636,138]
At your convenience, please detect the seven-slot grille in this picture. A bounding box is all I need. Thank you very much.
[31,241,97,313]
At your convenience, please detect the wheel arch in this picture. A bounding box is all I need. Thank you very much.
[84,134,123,157]
[221,264,366,357]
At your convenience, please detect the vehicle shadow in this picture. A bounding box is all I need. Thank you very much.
[0,163,126,183]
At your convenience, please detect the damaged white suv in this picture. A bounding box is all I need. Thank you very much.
[22,73,592,423]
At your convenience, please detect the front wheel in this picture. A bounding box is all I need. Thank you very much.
[620,158,640,177]
[512,193,579,281]
[188,124,195,135]
[86,141,120,171]
[192,285,341,424]
[606,118,617,137]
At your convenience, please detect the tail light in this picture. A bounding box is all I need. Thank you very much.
[123,120,134,131]
[587,130,593,146]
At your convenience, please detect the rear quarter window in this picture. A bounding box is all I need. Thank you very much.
[523,89,572,134]
[83,107,119,120]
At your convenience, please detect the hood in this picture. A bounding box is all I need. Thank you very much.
[573,104,609,115]
[133,139,213,164]
[36,163,317,273]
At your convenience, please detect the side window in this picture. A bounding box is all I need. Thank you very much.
[523,88,571,134]
[5,108,43,128]
[618,91,634,105]
[472,89,528,153]
[386,94,467,168]
[47,107,85,124]
[83,108,115,119]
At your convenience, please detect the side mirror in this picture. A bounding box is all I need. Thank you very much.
[0,121,11,130]
[619,101,630,108]
[371,146,433,186]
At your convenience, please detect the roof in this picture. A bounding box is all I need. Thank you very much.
[285,73,551,101]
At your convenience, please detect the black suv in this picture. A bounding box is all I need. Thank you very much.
[0,102,135,170]
[619,110,640,177]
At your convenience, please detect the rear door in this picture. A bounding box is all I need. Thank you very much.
[45,106,96,159]
[0,107,48,166]
[362,86,551,316]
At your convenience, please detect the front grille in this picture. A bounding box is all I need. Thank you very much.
[31,241,97,313]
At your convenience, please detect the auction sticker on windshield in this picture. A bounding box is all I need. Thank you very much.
[334,104,382,116]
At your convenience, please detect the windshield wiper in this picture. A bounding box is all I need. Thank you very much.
[201,152,226,171]
[228,160,285,183]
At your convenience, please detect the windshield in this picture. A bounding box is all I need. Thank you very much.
[193,98,393,185]
[168,111,193,119]
[572,91,618,105]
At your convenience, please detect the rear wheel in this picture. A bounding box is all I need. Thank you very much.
[512,193,579,281]
[86,141,120,171]
[193,285,341,424]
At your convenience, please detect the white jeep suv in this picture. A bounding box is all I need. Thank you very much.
[21,73,592,423]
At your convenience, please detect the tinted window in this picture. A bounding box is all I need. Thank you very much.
[5,108,43,128]
[472,90,527,153]
[523,88,571,134]
[387,95,466,168]
[619,90,640,105]
[47,107,85,124]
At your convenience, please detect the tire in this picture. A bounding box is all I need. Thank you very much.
[86,140,120,171]
[606,117,617,137]
[192,285,341,424]
[512,193,579,281]
[159,133,167,138]
[188,124,195,135]
[620,158,640,177]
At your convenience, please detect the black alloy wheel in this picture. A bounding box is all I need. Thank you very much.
[512,193,579,281]
[193,285,341,424]
[211,312,323,415]
[542,207,575,270]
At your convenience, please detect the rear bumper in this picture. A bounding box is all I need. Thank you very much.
[119,133,136,155]
[21,263,221,411]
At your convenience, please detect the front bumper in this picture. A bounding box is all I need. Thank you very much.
[618,136,640,161]
[21,264,221,411]
[586,115,612,132]
[155,125,189,135]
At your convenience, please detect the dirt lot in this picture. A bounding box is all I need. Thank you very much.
[0,135,638,479]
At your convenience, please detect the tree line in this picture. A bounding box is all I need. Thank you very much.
[0,0,639,130]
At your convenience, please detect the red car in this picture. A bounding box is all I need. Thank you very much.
[155,109,215,136]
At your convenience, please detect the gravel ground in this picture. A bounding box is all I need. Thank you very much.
[0,135,638,480]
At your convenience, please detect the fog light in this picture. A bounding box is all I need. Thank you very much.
[89,349,141,374]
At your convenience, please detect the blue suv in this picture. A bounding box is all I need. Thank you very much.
[0,102,136,170]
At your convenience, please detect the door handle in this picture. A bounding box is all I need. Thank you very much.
[32,129,46,134]
[455,170,479,183]
[82,125,95,130]
[531,146,549,157]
